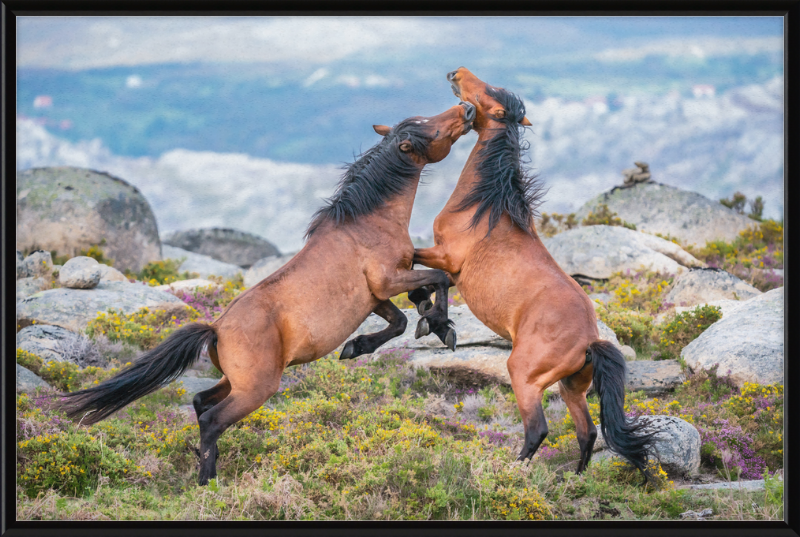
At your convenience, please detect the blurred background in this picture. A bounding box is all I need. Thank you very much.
[16,16,784,253]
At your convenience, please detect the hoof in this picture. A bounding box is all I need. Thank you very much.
[445,328,457,352]
[340,340,356,360]
[415,317,430,339]
[417,299,433,315]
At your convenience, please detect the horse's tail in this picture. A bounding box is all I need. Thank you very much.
[59,323,217,425]
[588,339,658,482]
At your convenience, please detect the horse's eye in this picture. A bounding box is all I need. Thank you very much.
[434,130,440,138]
[495,110,506,119]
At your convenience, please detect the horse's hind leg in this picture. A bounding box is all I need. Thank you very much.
[408,285,435,314]
[559,364,597,473]
[192,376,232,422]
[340,300,408,360]
[507,348,550,461]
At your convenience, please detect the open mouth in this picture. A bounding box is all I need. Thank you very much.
[451,83,461,98]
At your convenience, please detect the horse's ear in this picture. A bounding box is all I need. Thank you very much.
[520,116,532,126]
[373,125,391,136]
[399,140,413,153]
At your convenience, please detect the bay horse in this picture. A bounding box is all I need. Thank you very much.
[409,68,658,481]
[59,102,476,485]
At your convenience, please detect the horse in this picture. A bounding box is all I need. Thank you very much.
[59,101,477,485]
[408,68,658,481]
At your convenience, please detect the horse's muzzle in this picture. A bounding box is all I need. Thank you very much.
[460,101,476,122]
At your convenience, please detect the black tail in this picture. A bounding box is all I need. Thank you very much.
[588,340,658,482]
[59,323,217,425]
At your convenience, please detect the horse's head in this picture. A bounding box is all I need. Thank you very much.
[372,102,476,165]
[446,67,531,131]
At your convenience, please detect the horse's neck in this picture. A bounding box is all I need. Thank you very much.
[379,171,423,229]
[447,129,497,208]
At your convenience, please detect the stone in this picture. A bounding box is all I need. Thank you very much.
[154,279,220,293]
[541,225,704,280]
[620,345,636,360]
[16,167,162,273]
[244,254,297,288]
[638,415,701,477]
[16,277,50,303]
[162,245,242,280]
[18,250,53,279]
[626,360,684,394]
[664,268,761,308]
[97,264,128,283]
[17,324,79,362]
[573,182,757,248]
[681,287,783,387]
[176,376,220,400]
[680,480,768,491]
[58,256,102,289]
[163,228,280,268]
[16,280,189,333]
[16,250,25,279]
[17,364,52,393]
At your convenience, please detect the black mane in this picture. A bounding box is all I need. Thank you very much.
[305,118,435,238]
[454,84,546,237]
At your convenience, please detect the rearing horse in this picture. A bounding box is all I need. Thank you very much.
[411,68,657,480]
[59,102,476,485]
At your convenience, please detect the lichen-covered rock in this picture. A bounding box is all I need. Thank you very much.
[639,415,701,477]
[18,250,53,279]
[16,167,162,273]
[681,287,783,387]
[98,264,128,282]
[17,364,52,393]
[244,253,296,288]
[664,268,761,308]
[16,277,50,302]
[626,360,684,394]
[162,245,242,280]
[574,182,757,247]
[163,228,279,268]
[17,324,97,364]
[541,225,704,279]
[16,280,187,333]
[58,256,102,289]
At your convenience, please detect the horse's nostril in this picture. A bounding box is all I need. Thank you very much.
[460,101,476,121]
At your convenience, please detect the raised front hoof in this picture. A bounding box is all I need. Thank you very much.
[415,317,430,339]
[444,328,457,352]
[417,299,434,315]
[340,340,357,360]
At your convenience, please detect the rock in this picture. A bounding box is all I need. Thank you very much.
[16,167,162,273]
[98,264,128,283]
[681,480,767,491]
[18,250,54,279]
[162,245,242,280]
[574,182,757,248]
[626,360,684,394]
[542,225,704,280]
[16,280,189,333]
[664,268,761,308]
[58,256,102,289]
[16,277,50,302]
[681,287,783,387]
[16,250,26,279]
[620,345,636,360]
[16,325,103,366]
[244,254,297,288]
[17,364,52,393]
[588,292,611,305]
[176,376,220,400]
[154,279,220,293]
[163,228,279,268]
[638,415,701,477]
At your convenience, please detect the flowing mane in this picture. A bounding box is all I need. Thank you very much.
[454,84,546,236]
[305,118,435,238]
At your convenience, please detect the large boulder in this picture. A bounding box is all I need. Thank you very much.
[163,228,279,269]
[162,245,242,280]
[16,167,162,273]
[664,268,761,308]
[17,364,52,393]
[16,277,50,303]
[626,360,684,394]
[574,182,756,248]
[17,250,54,279]
[16,324,104,366]
[16,280,189,333]
[244,254,296,288]
[58,256,102,289]
[681,287,783,387]
[541,225,705,279]
[639,415,701,477]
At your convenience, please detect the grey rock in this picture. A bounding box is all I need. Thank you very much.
[16,280,188,333]
[162,245,242,280]
[574,182,757,248]
[17,363,52,393]
[16,277,50,302]
[58,256,102,289]
[542,225,704,279]
[620,345,636,360]
[97,264,128,283]
[626,360,684,394]
[640,415,701,477]
[16,167,162,273]
[682,287,783,387]
[19,250,54,279]
[154,279,220,293]
[16,250,25,279]
[665,268,761,308]
[681,480,767,491]
[163,227,279,268]
[244,253,297,288]
[17,324,79,362]
[176,376,220,399]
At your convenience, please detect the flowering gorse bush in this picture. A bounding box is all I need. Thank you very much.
[656,304,722,361]
[85,306,201,349]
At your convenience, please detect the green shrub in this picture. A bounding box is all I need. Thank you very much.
[16,348,44,374]
[581,204,636,230]
[596,305,656,349]
[656,305,722,361]
[128,259,199,286]
[537,212,578,237]
[85,306,201,350]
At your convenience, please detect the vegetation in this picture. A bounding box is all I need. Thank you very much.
[85,306,202,350]
[655,305,722,362]
[536,212,578,238]
[581,204,637,230]
[719,191,765,221]
[126,258,199,286]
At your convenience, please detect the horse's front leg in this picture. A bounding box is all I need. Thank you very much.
[408,246,459,316]
[340,300,408,360]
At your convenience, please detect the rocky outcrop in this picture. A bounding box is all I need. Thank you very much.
[162,245,242,280]
[244,254,296,288]
[574,182,757,247]
[16,325,104,366]
[58,256,102,289]
[681,287,783,387]
[17,250,54,279]
[621,161,654,186]
[16,167,162,273]
[163,228,279,268]
[16,277,50,303]
[542,225,704,279]
[17,364,52,393]
[664,268,761,308]
[16,280,188,333]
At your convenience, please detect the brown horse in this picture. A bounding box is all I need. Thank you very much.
[409,68,658,481]
[59,102,476,485]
